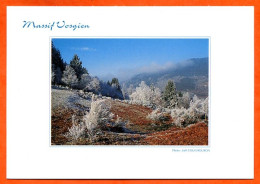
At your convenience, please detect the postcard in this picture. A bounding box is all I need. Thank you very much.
[5,6,254,179]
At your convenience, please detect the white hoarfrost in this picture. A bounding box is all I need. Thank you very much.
[78,73,92,89]
[146,108,166,121]
[85,77,101,93]
[61,65,78,88]
[171,96,208,127]
[65,122,86,141]
[65,115,85,141]
[130,81,162,107]
[177,92,191,109]
[65,97,115,142]
[84,96,114,137]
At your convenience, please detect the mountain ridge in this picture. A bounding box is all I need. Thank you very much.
[124,57,209,98]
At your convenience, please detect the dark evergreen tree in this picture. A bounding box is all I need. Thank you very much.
[69,54,88,80]
[110,78,121,91]
[51,42,66,84]
[163,80,178,107]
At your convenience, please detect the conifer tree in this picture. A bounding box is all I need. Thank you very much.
[51,42,66,84]
[70,54,88,80]
[163,80,178,107]
[110,78,121,91]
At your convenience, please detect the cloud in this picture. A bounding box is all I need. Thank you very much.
[98,59,195,82]
[80,47,96,51]
[99,62,174,82]
[136,62,176,74]
[117,60,194,81]
[71,47,96,51]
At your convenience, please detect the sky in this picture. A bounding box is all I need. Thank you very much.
[52,38,209,81]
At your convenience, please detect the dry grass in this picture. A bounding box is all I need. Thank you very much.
[143,122,208,145]
[51,89,208,145]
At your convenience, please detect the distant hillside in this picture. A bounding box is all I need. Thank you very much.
[125,57,209,98]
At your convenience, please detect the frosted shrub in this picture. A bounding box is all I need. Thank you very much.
[171,108,196,127]
[171,96,208,127]
[202,97,208,117]
[146,109,167,121]
[189,96,208,119]
[177,92,191,109]
[171,107,187,118]
[65,122,86,141]
[65,115,86,141]
[84,98,114,138]
[130,81,162,107]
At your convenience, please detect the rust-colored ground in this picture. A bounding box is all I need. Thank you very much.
[52,99,208,145]
[110,101,154,125]
[110,100,208,145]
[143,122,208,145]
[51,108,86,145]
[110,100,174,134]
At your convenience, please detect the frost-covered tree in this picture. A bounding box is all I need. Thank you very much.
[77,73,92,90]
[70,54,88,80]
[163,80,178,108]
[189,95,208,119]
[85,77,101,93]
[130,81,162,107]
[177,92,191,109]
[62,65,78,88]
[127,84,135,96]
[121,83,129,99]
[100,81,124,100]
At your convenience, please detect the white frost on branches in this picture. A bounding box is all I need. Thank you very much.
[171,96,208,127]
[61,65,78,88]
[78,73,92,89]
[177,92,191,109]
[84,98,114,137]
[146,108,166,121]
[65,122,85,141]
[65,115,85,141]
[130,81,162,107]
[85,77,101,94]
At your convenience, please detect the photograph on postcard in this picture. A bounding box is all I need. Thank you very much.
[51,38,209,145]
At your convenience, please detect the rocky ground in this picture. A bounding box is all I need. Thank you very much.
[51,87,208,145]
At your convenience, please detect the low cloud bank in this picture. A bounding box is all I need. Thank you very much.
[99,59,195,82]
